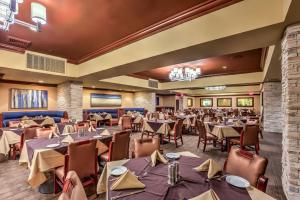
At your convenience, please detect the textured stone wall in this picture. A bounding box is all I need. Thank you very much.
[281,24,300,200]
[57,82,83,121]
[133,92,156,112]
[263,82,282,133]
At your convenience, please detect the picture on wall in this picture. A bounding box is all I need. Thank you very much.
[217,98,232,107]
[187,98,193,107]
[10,89,48,109]
[90,93,122,107]
[237,97,254,107]
[200,98,213,107]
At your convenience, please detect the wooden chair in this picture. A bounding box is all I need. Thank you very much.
[132,138,160,158]
[121,116,132,131]
[36,127,55,139]
[132,116,143,132]
[54,140,98,194]
[224,147,268,192]
[167,120,184,148]
[58,171,88,200]
[196,120,218,152]
[100,130,130,162]
[228,125,260,154]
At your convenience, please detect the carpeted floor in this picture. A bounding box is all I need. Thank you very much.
[0,131,286,200]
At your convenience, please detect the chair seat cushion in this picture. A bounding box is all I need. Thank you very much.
[206,134,217,140]
[230,138,241,144]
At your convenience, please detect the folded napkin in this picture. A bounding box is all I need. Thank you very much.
[100,129,110,136]
[151,150,168,167]
[48,131,59,139]
[88,126,96,132]
[111,170,145,190]
[189,189,220,200]
[193,159,222,179]
[62,135,74,144]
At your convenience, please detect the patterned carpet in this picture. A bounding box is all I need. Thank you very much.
[0,131,286,200]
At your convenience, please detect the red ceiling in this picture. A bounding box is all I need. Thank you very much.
[131,48,264,82]
[0,0,241,63]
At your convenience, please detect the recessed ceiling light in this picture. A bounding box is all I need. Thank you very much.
[38,80,44,83]
[92,86,96,88]
[222,66,227,69]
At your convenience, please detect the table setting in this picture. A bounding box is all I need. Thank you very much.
[98,151,274,200]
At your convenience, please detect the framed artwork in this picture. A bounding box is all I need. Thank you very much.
[90,93,122,107]
[237,97,254,107]
[10,88,48,109]
[200,98,213,107]
[187,98,193,107]
[217,98,232,107]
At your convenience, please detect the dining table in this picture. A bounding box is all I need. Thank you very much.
[97,151,275,200]
[19,127,120,188]
[143,119,175,144]
[0,127,23,155]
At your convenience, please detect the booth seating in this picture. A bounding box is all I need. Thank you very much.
[124,108,145,114]
[0,111,68,128]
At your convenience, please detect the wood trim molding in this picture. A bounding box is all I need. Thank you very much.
[73,0,242,64]
[0,43,25,54]
[0,79,57,87]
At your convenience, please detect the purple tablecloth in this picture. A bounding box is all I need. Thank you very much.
[107,156,252,200]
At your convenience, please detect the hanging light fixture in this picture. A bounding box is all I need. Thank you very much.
[205,86,226,91]
[169,64,201,82]
[0,0,46,31]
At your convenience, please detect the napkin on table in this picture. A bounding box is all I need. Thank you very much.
[62,135,74,144]
[101,129,111,136]
[189,189,220,200]
[111,170,145,190]
[88,126,96,132]
[193,159,222,179]
[151,150,168,167]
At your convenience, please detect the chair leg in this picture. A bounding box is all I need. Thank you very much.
[54,173,59,194]
[255,144,259,154]
[180,136,183,145]
[197,137,200,148]
[259,130,263,139]
[175,138,178,148]
[203,139,207,152]
[227,141,232,153]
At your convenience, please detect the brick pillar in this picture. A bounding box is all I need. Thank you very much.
[263,82,282,133]
[281,24,300,200]
[57,81,83,121]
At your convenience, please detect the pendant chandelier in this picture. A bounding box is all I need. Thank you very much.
[0,0,47,31]
[169,65,201,82]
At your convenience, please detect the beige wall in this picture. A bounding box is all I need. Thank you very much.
[82,89,134,109]
[157,95,176,107]
[193,95,261,113]
[0,83,57,112]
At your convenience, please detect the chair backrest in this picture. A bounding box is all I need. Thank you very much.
[20,126,40,150]
[197,120,207,139]
[36,127,53,139]
[133,138,160,158]
[67,140,97,179]
[109,131,130,161]
[224,147,268,186]
[61,118,70,124]
[173,119,184,138]
[122,116,132,130]
[58,171,88,200]
[242,125,259,146]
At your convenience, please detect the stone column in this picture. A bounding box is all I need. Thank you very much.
[57,81,83,121]
[281,24,300,200]
[133,92,156,112]
[263,82,282,133]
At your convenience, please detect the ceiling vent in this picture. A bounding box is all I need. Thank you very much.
[148,79,158,88]
[26,53,66,74]
[7,36,31,49]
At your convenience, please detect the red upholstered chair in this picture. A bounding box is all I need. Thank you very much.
[224,147,269,192]
[54,140,98,194]
[58,171,88,200]
[196,120,218,152]
[228,125,260,154]
[100,130,130,162]
[36,127,54,139]
[132,138,160,158]
[167,119,184,148]
[121,116,132,131]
